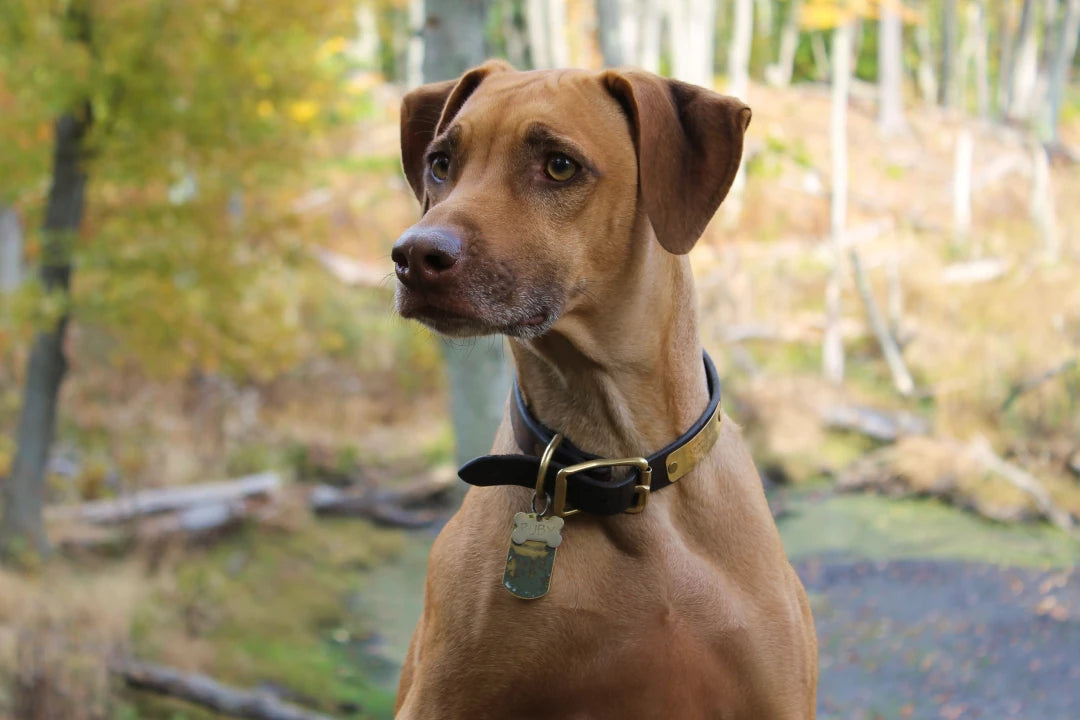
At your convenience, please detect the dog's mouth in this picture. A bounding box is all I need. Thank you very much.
[397,289,559,339]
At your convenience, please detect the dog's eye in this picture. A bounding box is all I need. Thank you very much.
[544,154,578,182]
[430,153,450,182]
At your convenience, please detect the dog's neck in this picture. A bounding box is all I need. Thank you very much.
[510,225,708,460]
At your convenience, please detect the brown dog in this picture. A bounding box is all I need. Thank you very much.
[391,61,817,719]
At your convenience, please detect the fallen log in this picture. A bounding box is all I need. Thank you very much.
[940,258,1008,285]
[850,250,914,396]
[822,404,930,442]
[52,472,281,525]
[113,660,334,720]
[56,500,257,552]
[967,436,1077,537]
[310,469,455,528]
[836,435,1078,536]
[1001,356,1078,410]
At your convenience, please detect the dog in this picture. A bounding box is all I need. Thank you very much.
[390,60,817,719]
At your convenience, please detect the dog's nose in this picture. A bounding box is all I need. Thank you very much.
[392,228,462,289]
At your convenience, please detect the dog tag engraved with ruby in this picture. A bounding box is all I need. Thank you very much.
[503,512,564,600]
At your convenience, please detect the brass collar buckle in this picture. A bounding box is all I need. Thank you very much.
[553,457,652,518]
[534,431,653,518]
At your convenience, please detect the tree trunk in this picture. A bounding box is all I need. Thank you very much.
[849,250,915,396]
[599,0,661,70]
[406,0,425,89]
[354,1,382,71]
[824,21,851,386]
[667,0,717,88]
[940,0,958,107]
[0,206,23,293]
[953,128,974,243]
[1030,141,1059,261]
[422,0,489,78]
[1048,0,1080,143]
[638,0,662,72]
[728,0,753,99]
[878,0,905,132]
[722,0,753,227]
[596,0,627,66]
[753,0,772,36]
[811,32,831,81]
[972,0,991,117]
[1007,0,1039,121]
[526,0,569,68]
[852,17,865,66]
[1,109,91,562]
[768,0,802,87]
[115,660,335,720]
[915,9,939,104]
[1038,0,1061,109]
[997,0,1018,114]
[501,0,530,69]
[420,0,513,476]
[957,1,974,112]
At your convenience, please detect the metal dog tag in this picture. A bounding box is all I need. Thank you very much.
[503,512,564,599]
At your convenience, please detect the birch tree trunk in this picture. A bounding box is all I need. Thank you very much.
[728,0,753,99]
[1048,0,1080,143]
[957,1,974,112]
[768,0,803,87]
[597,0,653,67]
[850,250,914,396]
[753,0,772,35]
[723,0,753,226]
[824,21,852,386]
[1007,0,1039,121]
[638,0,662,72]
[667,0,717,88]
[597,0,628,66]
[940,0,959,107]
[997,0,1018,114]
[1036,0,1061,120]
[0,206,23,293]
[420,0,513,475]
[915,10,939,104]
[811,32,831,80]
[972,0,991,117]
[1031,142,1059,261]
[406,0,425,90]
[953,128,974,242]
[1,108,91,561]
[526,0,569,68]
[878,0,905,133]
[500,0,531,69]
[353,2,382,71]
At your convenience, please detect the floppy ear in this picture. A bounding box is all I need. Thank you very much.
[601,70,751,254]
[400,60,515,205]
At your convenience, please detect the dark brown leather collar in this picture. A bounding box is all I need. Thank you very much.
[458,352,723,516]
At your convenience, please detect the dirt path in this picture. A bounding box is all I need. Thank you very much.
[353,496,1080,719]
[800,558,1080,719]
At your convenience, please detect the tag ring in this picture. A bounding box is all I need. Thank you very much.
[534,433,564,514]
[531,491,552,516]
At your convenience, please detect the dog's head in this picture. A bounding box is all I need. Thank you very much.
[392,61,750,338]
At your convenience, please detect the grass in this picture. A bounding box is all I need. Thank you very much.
[130,516,404,717]
[779,492,1080,569]
[0,507,406,720]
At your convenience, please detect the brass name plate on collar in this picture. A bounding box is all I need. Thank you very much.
[664,404,723,482]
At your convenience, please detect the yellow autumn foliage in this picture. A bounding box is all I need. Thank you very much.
[0,0,366,381]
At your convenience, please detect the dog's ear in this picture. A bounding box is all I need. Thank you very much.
[400,60,515,205]
[601,70,751,255]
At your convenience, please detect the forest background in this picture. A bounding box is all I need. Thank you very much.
[1,0,1079,718]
